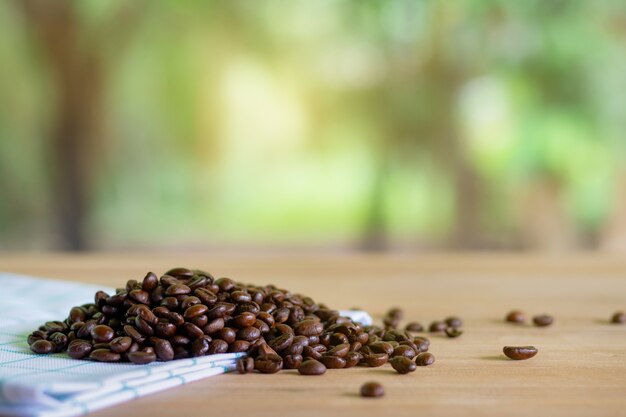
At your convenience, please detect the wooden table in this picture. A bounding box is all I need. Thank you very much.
[2,252,626,417]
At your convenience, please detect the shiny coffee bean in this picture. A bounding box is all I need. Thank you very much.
[128,351,157,364]
[30,339,54,354]
[429,321,446,333]
[506,310,526,324]
[152,338,174,361]
[68,339,92,359]
[298,359,326,375]
[392,345,416,359]
[110,336,132,353]
[91,325,115,343]
[503,346,538,360]
[363,353,388,367]
[90,349,121,362]
[255,354,283,374]
[236,357,255,374]
[415,352,435,366]
[390,356,417,374]
[405,322,423,332]
[445,327,463,338]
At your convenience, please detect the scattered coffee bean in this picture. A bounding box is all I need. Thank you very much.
[429,321,446,333]
[444,327,463,338]
[444,316,462,328]
[360,381,384,398]
[298,359,327,375]
[611,311,626,324]
[390,356,416,374]
[503,346,538,360]
[415,352,435,366]
[405,322,423,332]
[505,310,526,324]
[533,314,553,327]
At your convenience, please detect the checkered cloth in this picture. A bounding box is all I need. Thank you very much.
[0,272,371,417]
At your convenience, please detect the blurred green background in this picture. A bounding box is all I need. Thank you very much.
[1,0,626,252]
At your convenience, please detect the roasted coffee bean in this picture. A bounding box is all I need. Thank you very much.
[234,312,257,328]
[165,284,191,296]
[360,382,384,398]
[363,353,388,367]
[69,307,87,323]
[344,351,362,368]
[182,322,204,339]
[283,354,303,369]
[161,297,179,310]
[415,352,435,366]
[181,296,201,311]
[327,343,350,358]
[237,327,261,342]
[390,356,417,374]
[129,289,150,304]
[445,316,462,328]
[30,339,54,354]
[194,288,217,306]
[413,336,430,352]
[386,308,403,320]
[206,304,228,320]
[110,336,132,353]
[165,267,194,279]
[190,315,208,328]
[136,306,158,325]
[208,339,229,354]
[298,359,326,375]
[503,346,538,360]
[269,333,294,352]
[506,310,526,324]
[45,321,67,333]
[370,341,394,356]
[533,314,553,327]
[184,304,208,320]
[191,336,211,356]
[445,327,463,338]
[203,317,225,335]
[229,340,251,353]
[68,339,92,359]
[91,325,115,343]
[255,354,283,374]
[303,345,322,360]
[142,272,159,292]
[320,355,346,369]
[236,357,255,374]
[217,327,237,344]
[128,351,157,364]
[27,330,47,345]
[152,338,175,361]
[611,311,626,324]
[154,321,176,339]
[134,316,154,336]
[429,321,446,333]
[405,322,423,332]
[49,332,68,352]
[90,349,121,362]
[77,321,96,339]
[392,345,417,359]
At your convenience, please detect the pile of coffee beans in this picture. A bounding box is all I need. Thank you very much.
[27,268,436,375]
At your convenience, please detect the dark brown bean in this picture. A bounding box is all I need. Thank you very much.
[415,352,435,366]
[234,312,257,328]
[129,289,150,304]
[294,319,324,336]
[363,353,388,367]
[191,336,211,356]
[392,345,417,359]
[344,351,362,368]
[184,304,208,320]
[90,349,121,362]
[237,327,261,342]
[165,284,191,296]
[67,339,92,359]
[405,322,423,332]
[128,351,157,364]
[255,354,283,374]
[30,339,54,354]
[320,355,346,369]
[360,382,384,398]
[49,332,68,352]
[152,338,175,361]
[298,359,326,375]
[390,356,417,374]
[283,354,303,369]
[445,327,463,338]
[154,322,176,339]
[429,321,446,333]
[142,272,159,292]
[503,346,538,360]
[236,357,255,374]
[183,322,204,339]
[91,325,115,343]
[208,339,229,354]
[110,336,133,353]
[533,314,553,327]
[228,340,251,353]
[611,311,626,324]
[506,310,526,324]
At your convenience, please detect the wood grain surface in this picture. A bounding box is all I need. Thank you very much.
[2,252,626,417]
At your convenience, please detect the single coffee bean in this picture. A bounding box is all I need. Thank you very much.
[128,351,157,364]
[90,349,121,362]
[294,319,324,336]
[165,284,191,296]
[429,321,446,333]
[69,307,87,323]
[183,322,204,339]
[165,267,194,279]
[503,346,538,360]
[327,343,350,358]
[392,345,417,359]
[415,352,435,366]
[142,272,159,292]
[184,304,208,320]
[298,359,327,375]
[234,312,257,328]
[445,316,463,328]
[283,354,303,369]
[370,341,394,356]
[611,311,626,324]
[320,355,346,369]
[91,325,115,343]
[413,336,430,352]
[67,339,92,359]
[237,327,261,342]
[344,351,362,368]
[152,338,175,361]
[30,339,54,354]
[49,332,68,352]
[45,321,67,333]
[208,339,229,354]
[405,322,423,332]
[236,357,255,374]
[229,340,251,353]
[134,316,154,336]
[154,321,176,339]
[506,310,526,324]
[129,289,150,305]
[533,314,553,327]
[445,327,463,338]
[390,356,417,374]
[363,353,388,367]
[255,354,283,374]
[191,336,211,356]
[360,381,384,398]
[110,336,132,353]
